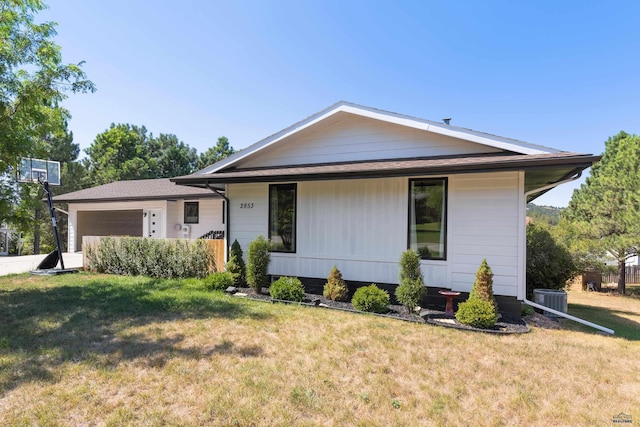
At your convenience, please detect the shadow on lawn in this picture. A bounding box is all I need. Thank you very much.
[565,303,640,341]
[0,277,270,394]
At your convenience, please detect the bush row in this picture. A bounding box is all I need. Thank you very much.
[86,237,215,278]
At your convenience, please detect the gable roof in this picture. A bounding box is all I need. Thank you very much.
[196,101,561,176]
[52,178,222,203]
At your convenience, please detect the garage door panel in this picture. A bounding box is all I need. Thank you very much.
[77,210,143,250]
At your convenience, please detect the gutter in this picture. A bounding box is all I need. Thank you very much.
[206,182,230,266]
[523,172,614,335]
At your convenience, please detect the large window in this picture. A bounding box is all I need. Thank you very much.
[184,201,199,224]
[408,178,447,260]
[269,183,296,252]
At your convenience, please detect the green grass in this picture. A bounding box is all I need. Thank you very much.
[1,273,639,425]
[562,284,640,340]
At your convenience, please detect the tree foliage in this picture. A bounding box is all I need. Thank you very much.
[148,133,198,178]
[0,0,94,223]
[561,131,640,294]
[197,136,235,169]
[526,223,576,299]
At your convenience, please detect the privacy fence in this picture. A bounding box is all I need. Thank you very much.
[602,266,640,284]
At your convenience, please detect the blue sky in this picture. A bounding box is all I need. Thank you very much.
[43,0,639,207]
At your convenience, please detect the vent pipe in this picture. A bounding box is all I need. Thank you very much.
[442,118,451,125]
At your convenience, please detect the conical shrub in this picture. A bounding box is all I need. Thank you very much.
[323,266,349,301]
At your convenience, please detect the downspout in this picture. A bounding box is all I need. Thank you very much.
[206,182,230,265]
[523,172,614,335]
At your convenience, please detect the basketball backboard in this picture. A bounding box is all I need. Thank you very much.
[17,158,60,185]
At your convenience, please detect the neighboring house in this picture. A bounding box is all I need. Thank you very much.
[172,101,599,314]
[52,178,225,252]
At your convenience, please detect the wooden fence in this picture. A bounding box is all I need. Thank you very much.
[602,266,640,284]
[82,236,225,273]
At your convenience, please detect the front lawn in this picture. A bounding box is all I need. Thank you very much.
[1,273,639,425]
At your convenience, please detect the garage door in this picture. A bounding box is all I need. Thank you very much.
[77,210,143,250]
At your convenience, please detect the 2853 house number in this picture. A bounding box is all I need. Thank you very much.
[240,203,254,209]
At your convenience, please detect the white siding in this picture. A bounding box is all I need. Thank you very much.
[227,172,524,297]
[238,113,502,168]
[228,183,269,252]
[448,172,522,297]
[67,198,224,252]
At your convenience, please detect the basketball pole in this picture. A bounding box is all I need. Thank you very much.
[40,178,65,270]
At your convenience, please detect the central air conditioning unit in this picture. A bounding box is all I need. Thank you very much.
[533,289,567,317]
[182,225,190,236]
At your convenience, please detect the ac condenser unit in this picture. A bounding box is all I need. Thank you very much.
[533,289,567,317]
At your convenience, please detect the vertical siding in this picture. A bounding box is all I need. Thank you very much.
[448,172,521,297]
[227,173,523,297]
[228,183,269,253]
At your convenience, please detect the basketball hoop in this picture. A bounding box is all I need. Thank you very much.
[17,158,60,186]
[17,157,76,275]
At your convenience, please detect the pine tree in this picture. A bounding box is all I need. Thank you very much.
[323,266,349,301]
[468,259,497,309]
[225,239,246,287]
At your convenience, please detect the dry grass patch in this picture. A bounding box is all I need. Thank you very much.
[0,273,639,425]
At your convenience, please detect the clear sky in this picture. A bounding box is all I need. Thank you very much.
[43,0,639,207]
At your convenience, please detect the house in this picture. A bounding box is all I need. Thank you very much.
[52,178,225,252]
[171,101,599,315]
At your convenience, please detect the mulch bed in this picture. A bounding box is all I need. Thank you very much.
[231,287,540,334]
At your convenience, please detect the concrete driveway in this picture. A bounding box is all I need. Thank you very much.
[0,252,83,276]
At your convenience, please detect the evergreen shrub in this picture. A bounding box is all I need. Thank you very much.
[247,235,271,293]
[323,266,349,301]
[351,284,389,313]
[396,250,425,312]
[469,259,497,310]
[204,271,235,291]
[225,239,246,287]
[455,298,498,329]
[270,276,305,302]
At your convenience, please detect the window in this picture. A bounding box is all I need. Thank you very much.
[184,201,199,224]
[269,183,296,252]
[408,178,447,260]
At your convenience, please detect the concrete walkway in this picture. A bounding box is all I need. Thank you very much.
[0,252,83,276]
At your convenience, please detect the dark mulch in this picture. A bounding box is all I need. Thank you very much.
[232,287,531,334]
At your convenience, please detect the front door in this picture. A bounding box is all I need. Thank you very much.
[148,209,162,238]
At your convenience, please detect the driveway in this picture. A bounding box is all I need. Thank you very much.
[0,252,83,276]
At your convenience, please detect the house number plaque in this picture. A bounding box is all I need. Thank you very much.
[240,203,254,209]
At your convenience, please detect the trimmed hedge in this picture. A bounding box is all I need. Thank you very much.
[204,271,235,291]
[455,298,498,329]
[270,276,305,302]
[86,237,215,278]
[351,284,389,313]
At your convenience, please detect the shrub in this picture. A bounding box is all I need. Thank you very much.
[323,266,349,301]
[396,250,425,312]
[351,284,389,313]
[225,239,246,287]
[399,250,423,282]
[204,271,235,291]
[247,235,271,293]
[469,259,497,310]
[526,222,577,299]
[395,278,425,313]
[270,276,305,302]
[86,237,214,278]
[455,298,498,329]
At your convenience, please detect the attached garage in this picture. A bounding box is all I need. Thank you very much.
[76,210,143,251]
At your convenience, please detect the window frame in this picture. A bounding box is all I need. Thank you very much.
[184,201,200,224]
[268,183,297,253]
[407,178,448,261]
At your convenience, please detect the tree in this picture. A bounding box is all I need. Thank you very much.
[84,124,153,185]
[562,131,640,294]
[0,0,94,223]
[197,136,235,169]
[148,133,198,178]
